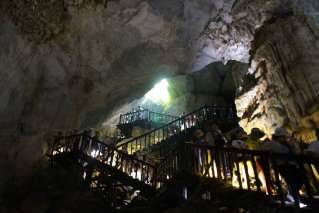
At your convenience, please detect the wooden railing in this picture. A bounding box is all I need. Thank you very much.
[155,143,319,207]
[154,146,183,185]
[50,133,157,187]
[119,109,179,125]
[50,132,319,208]
[116,106,236,155]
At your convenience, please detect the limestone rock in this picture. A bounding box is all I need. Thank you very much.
[0,0,189,191]
[235,1,319,138]
[100,61,245,134]
[0,0,319,196]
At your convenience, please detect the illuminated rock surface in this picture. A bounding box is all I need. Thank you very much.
[99,61,248,136]
[0,0,318,195]
[234,0,319,139]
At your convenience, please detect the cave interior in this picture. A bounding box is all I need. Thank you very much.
[0,0,319,212]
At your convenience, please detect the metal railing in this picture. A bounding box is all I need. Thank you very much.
[50,134,157,187]
[116,106,236,155]
[119,109,179,125]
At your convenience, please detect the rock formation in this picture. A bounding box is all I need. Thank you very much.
[0,0,318,196]
[233,0,319,139]
[99,60,248,135]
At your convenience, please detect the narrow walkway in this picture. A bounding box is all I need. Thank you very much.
[116,106,235,156]
[50,106,319,211]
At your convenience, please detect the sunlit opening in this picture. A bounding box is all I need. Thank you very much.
[145,79,170,104]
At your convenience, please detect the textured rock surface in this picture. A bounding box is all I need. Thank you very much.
[191,0,251,70]
[233,0,319,138]
[0,0,184,192]
[0,0,319,196]
[100,61,248,134]
[0,0,246,193]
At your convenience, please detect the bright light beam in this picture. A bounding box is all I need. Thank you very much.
[145,79,170,104]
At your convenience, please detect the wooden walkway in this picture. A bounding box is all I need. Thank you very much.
[49,106,319,211]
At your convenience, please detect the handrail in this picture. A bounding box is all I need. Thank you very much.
[154,146,182,184]
[189,143,319,162]
[51,134,157,187]
[148,111,180,124]
[116,106,236,155]
[51,131,319,208]
[53,133,84,141]
[85,135,155,167]
[119,109,149,124]
[155,142,319,207]
[119,109,179,125]
[149,111,179,119]
[155,142,319,178]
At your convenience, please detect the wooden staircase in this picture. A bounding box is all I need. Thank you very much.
[116,106,236,158]
[49,106,319,211]
[117,109,179,138]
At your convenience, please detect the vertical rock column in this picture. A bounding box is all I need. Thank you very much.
[236,12,319,137]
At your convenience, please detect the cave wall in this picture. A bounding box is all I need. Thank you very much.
[187,0,319,138]
[237,13,319,138]
[232,0,319,138]
[0,0,238,193]
[100,61,248,135]
[0,0,319,196]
